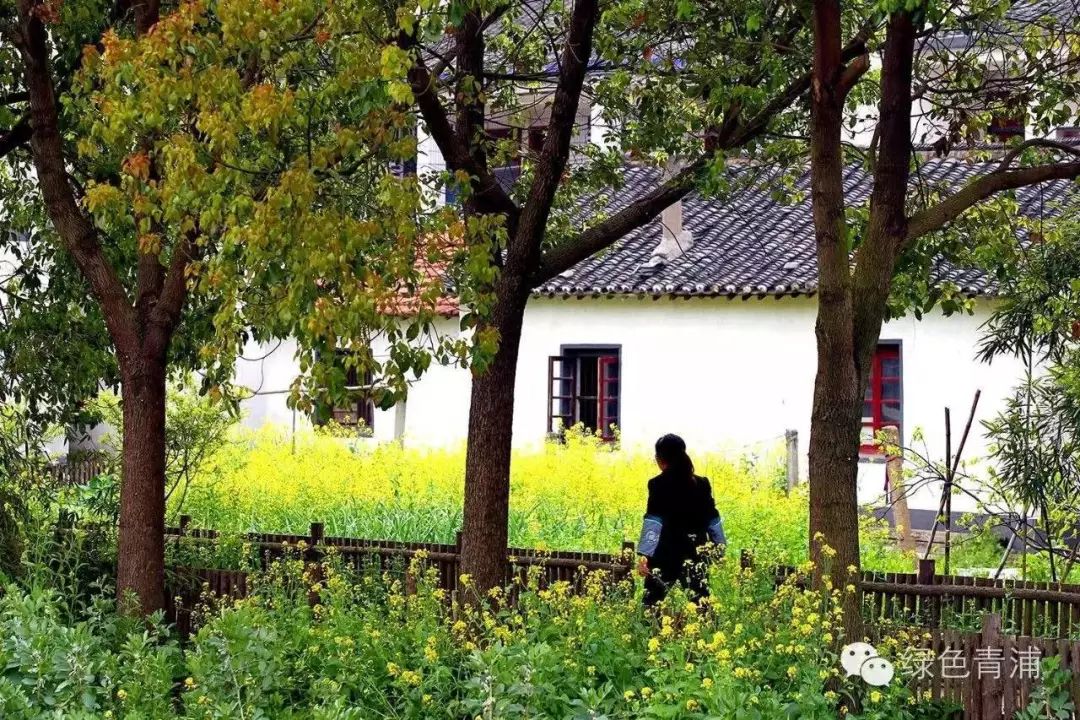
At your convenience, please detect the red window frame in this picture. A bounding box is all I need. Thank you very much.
[597,355,620,436]
[988,114,1025,140]
[547,351,620,440]
[861,345,901,455]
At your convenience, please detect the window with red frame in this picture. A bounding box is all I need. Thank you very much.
[547,348,620,439]
[861,344,902,454]
[313,351,375,436]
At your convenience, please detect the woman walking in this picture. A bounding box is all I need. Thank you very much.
[636,434,726,606]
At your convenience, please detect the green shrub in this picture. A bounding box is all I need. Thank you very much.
[0,552,952,719]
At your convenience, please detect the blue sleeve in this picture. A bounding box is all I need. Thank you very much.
[707,516,726,546]
[637,515,663,557]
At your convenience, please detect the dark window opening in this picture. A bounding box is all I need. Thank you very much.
[988,114,1025,141]
[528,125,547,154]
[861,344,902,455]
[984,86,1026,142]
[547,348,620,439]
[315,352,375,436]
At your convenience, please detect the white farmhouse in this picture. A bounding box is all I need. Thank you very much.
[232,0,1080,521]
[234,158,1072,517]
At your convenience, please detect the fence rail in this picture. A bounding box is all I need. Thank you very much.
[888,613,1080,719]
[44,456,109,486]
[163,517,634,636]
[776,558,1080,639]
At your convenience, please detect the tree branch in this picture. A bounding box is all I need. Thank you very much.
[150,231,196,341]
[511,0,600,269]
[838,53,871,96]
[401,33,519,219]
[0,114,31,159]
[905,162,1080,244]
[131,0,159,34]
[851,10,917,374]
[732,27,870,146]
[14,0,138,357]
[533,25,873,286]
[995,138,1080,171]
[530,157,705,284]
[0,91,29,105]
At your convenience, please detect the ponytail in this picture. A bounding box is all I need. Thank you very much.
[655,433,696,487]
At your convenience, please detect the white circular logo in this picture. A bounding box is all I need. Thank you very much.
[840,642,878,677]
[860,657,895,686]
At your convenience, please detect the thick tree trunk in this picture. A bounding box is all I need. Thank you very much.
[808,0,866,639]
[116,353,167,616]
[809,13,917,639]
[459,276,529,596]
[807,323,864,630]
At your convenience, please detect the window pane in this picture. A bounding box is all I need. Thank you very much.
[577,399,598,430]
[862,402,873,420]
[881,380,901,400]
[882,402,901,423]
[558,379,573,419]
[578,358,599,399]
[881,356,901,376]
[562,348,621,432]
[603,400,619,428]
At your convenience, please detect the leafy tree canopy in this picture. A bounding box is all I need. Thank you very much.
[1,0,1079,423]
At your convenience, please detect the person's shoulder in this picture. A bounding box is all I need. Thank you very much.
[696,476,713,491]
[647,474,664,490]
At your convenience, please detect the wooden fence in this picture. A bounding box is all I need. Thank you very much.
[776,558,1080,639]
[163,517,634,636]
[44,456,110,486]
[889,613,1080,719]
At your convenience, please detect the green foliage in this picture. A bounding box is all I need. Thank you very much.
[979,228,1080,582]
[0,223,119,430]
[1015,656,1075,720]
[0,405,62,581]
[64,0,471,415]
[82,381,234,521]
[3,0,1077,426]
[0,552,950,719]
[0,584,180,719]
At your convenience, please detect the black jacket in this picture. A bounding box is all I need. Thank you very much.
[639,470,724,571]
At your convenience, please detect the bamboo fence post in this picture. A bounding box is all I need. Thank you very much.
[883,426,915,554]
[785,429,799,492]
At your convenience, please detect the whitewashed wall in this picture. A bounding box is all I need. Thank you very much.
[232,295,1025,513]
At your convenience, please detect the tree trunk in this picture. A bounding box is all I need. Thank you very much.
[459,275,529,597]
[807,333,864,630]
[808,0,865,639]
[116,353,167,616]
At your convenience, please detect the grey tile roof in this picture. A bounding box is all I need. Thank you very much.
[933,0,1078,50]
[534,158,1078,299]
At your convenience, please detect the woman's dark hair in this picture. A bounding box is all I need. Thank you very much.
[655,433,695,486]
